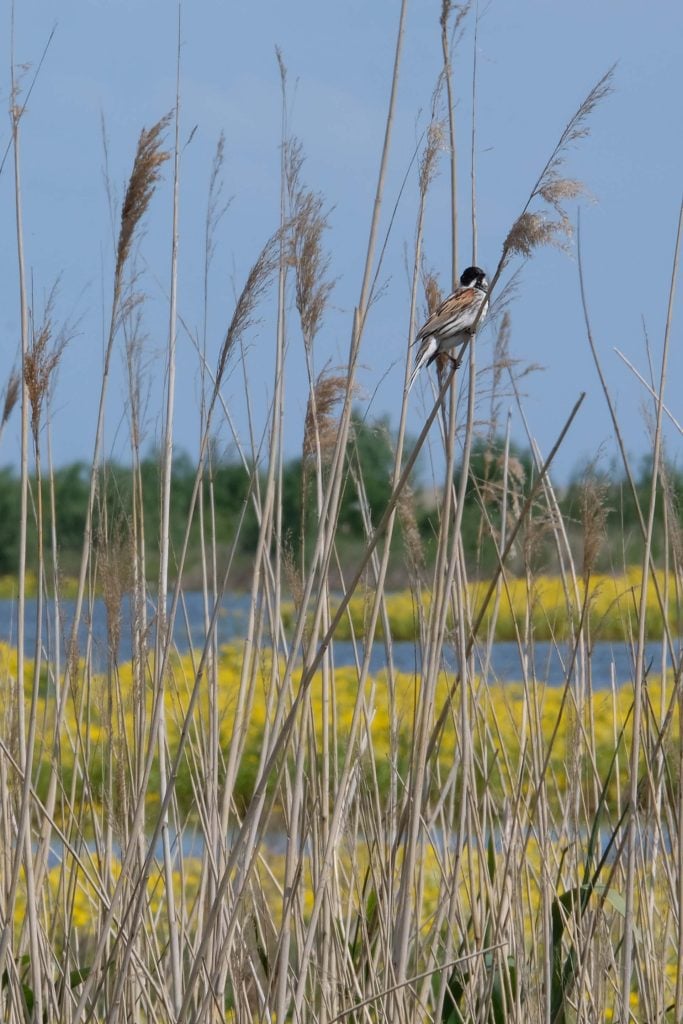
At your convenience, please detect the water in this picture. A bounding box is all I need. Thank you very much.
[0,592,251,666]
[0,594,673,687]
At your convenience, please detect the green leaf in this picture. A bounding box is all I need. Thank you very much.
[254,930,270,980]
[551,885,593,1024]
[441,966,467,1024]
[593,885,626,917]
[68,966,92,989]
[224,982,235,1012]
[489,955,518,1024]
[21,982,35,1016]
[487,832,496,884]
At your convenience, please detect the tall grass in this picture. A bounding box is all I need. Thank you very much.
[1,6,682,1024]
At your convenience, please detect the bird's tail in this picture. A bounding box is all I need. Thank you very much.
[406,336,437,394]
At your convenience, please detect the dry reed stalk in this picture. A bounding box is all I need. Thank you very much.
[93,225,284,1019]
[0,48,44,1012]
[285,131,337,539]
[391,95,619,981]
[404,95,616,821]
[58,108,170,752]
[65,117,176,1023]
[121,307,151,848]
[297,372,345,1020]
[470,3,479,265]
[198,135,229,945]
[615,346,683,436]
[203,133,230,347]
[115,343,270,1010]
[278,86,454,1015]
[306,117,448,1021]
[392,67,486,997]
[289,109,446,1020]
[619,198,682,1022]
[2,13,663,1023]
[285,141,338,941]
[438,1,472,283]
[225,14,411,1013]
[74,139,284,1021]
[28,410,62,895]
[260,374,456,1024]
[578,223,679,670]
[393,336,460,1000]
[18,298,71,983]
[575,212,683,1013]
[151,20,184,1013]
[301,369,348,579]
[395,269,485,1010]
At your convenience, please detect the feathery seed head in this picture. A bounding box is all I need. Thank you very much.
[1,369,19,428]
[24,289,69,441]
[116,114,171,279]
[580,474,610,580]
[419,121,444,197]
[503,211,571,262]
[285,138,334,349]
[303,370,349,466]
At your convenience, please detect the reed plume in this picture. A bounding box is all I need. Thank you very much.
[397,482,425,577]
[0,368,20,449]
[215,231,281,387]
[98,516,133,660]
[116,114,171,279]
[418,121,443,198]
[503,209,571,259]
[24,288,69,442]
[502,67,613,266]
[488,310,511,440]
[205,131,231,275]
[301,368,349,566]
[1,369,19,429]
[285,137,334,350]
[421,267,453,382]
[302,369,348,466]
[580,471,610,581]
[422,266,443,317]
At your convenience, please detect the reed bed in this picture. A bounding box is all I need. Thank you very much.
[1,5,682,1024]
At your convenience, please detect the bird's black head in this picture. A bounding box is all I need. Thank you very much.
[460,266,488,291]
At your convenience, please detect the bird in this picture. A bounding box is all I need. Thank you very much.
[407,265,489,393]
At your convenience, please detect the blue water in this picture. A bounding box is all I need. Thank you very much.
[0,594,675,687]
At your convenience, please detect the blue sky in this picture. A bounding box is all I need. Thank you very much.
[1,0,681,484]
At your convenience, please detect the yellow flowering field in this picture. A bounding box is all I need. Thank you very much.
[11,824,678,1021]
[0,572,80,599]
[3,632,680,1020]
[281,570,679,641]
[1,636,677,822]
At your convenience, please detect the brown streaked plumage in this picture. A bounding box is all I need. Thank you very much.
[407,265,488,393]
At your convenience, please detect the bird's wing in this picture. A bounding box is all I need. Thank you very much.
[415,287,477,342]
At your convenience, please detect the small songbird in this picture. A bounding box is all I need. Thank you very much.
[407,265,489,392]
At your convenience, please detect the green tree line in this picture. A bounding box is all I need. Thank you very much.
[0,415,680,582]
